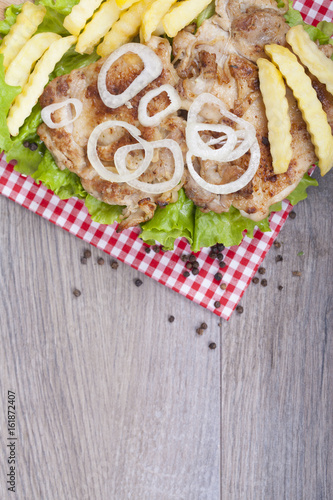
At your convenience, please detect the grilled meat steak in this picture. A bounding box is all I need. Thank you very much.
[173,0,333,220]
[37,37,186,230]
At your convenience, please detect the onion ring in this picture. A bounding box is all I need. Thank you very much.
[98,43,163,109]
[41,98,83,129]
[87,120,153,183]
[138,84,181,127]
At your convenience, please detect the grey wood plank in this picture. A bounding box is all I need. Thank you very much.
[0,196,220,500]
[221,169,333,500]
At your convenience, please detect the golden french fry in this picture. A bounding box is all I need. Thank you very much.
[257,58,292,174]
[7,36,76,137]
[286,24,333,96]
[266,44,333,176]
[162,0,211,38]
[0,2,46,69]
[75,0,120,54]
[63,0,104,36]
[97,0,153,57]
[140,0,177,42]
[5,32,61,87]
[115,0,139,10]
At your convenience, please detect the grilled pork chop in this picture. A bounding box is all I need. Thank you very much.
[173,0,333,220]
[37,37,186,230]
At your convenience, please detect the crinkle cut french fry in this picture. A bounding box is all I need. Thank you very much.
[5,32,61,87]
[286,25,333,96]
[0,2,46,69]
[162,0,211,38]
[266,44,333,176]
[97,0,153,57]
[115,0,139,11]
[257,58,292,174]
[63,0,104,37]
[7,36,76,137]
[140,0,177,43]
[75,0,120,55]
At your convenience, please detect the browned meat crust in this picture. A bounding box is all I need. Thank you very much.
[37,37,187,229]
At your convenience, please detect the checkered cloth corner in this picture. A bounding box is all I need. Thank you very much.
[0,0,329,320]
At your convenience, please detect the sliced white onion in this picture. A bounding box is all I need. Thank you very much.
[186,93,257,162]
[41,98,83,129]
[116,139,184,194]
[87,120,153,183]
[138,84,181,127]
[186,139,260,195]
[186,123,238,162]
[98,43,163,109]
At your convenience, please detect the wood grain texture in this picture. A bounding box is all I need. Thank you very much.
[0,195,221,500]
[222,168,333,500]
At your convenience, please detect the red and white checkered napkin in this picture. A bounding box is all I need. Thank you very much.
[0,1,329,320]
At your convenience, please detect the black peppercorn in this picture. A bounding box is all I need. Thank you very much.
[192,268,199,276]
[258,267,266,275]
[134,278,143,287]
[214,272,222,281]
[252,277,259,284]
[275,255,283,263]
[289,211,296,219]
[261,279,268,287]
[168,315,175,323]
[236,305,244,314]
[209,342,217,350]
[29,142,38,151]
[84,249,92,258]
[110,260,119,269]
[183,271,190,278]
[97,257,105,265]
[73,289,81,297]
[214,301,221,308]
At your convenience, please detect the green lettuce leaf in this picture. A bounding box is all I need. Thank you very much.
[0,55,21,152]
[0,4,22,36]
[32,149,86,199]
[37,0,79,17]
[284,1,333,45]
[192,206,270,253]
[196,0,215,28]
[140,189,195,250]
[287,172,318,205]
[51,46,100,78]
[6,104,44,176]
[84,195,123,225]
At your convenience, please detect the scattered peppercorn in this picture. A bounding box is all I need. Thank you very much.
[152,245,160,253]
[110,260,119,269]
[181,254,189,262]
[292,271,302,277]
[192,261,199,269]
[252,277,259,284]
[196,328,204,336]
[168,315,175,323]
[219,261,227,269]
[23,140,30,148]
[97,257,105,265]
[274,241,281,249]
[29,142,38,151]
[261,279,268,287]
[220,283,227,290]
[144,247,151,254]
[258,267,266,275]
[134,278,143,287]
[183,271,190,278]
[216,243,225,252]
[275,255,283,262]
[84,249,92,258]
[73,289,81,297]
[209,251,218,259]
[185,262,193,270]
[214,301,221,308]
[214,272,222,281]
[289,211,296,219]
[80,256,87,265]
[236,305,244,314]
[209,342,217,350]
[278,285,283,291]
[217,253,224,261]
[200,322,208,330]
[192,268,199,276]
[189,254,196,263]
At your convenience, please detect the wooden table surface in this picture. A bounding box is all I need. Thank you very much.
[0,2,333,499]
